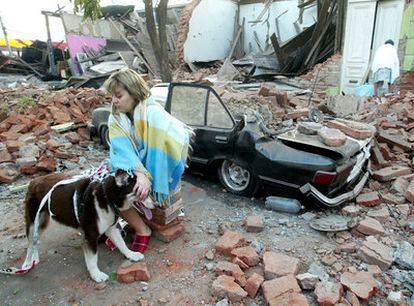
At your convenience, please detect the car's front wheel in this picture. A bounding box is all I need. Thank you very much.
[218,160,259,196]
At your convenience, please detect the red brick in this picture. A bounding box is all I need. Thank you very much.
[214,261,246,287]
[0,149,13,163]
[340,271,377,300]
[318,127,347,147]
[65,132,80,144]
[6,140,23,153]
[77,127,90,140]
[359,236,393,271]
[335,242,358,254]
[326,120,374,140]
[344,291,361,306]
[314,281,343,306]
[262,274,301,304]
[244,273,264,298]
[117,261,150,284]
[382,192,405,205]
[269,292,309,306]
[211,275,248,302]
[215,231,247,256]
[258,85,271,96]
[366,206,390,222]
[244,215,263,232]
[231,257,249,269]
[287,108,309,120]
[379,143,393,160]
[377,131,412,152]
[263,252,300,279]
[230,246,260,267]
[405,179,414,203]
[53,149,73,160]
[46,139,64,150]
[391,177,409,195]
[356,217,385,236]
[33,124,50,136]
[356,192,381,207]
[0,167,19,183]
[153,223,185,242]
[372,166,412,182]
[36,156,57,172]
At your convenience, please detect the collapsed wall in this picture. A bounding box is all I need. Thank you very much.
[175,0,201,68]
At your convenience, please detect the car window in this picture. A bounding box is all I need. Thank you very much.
[207,92,233,129]
[170,86,207,126]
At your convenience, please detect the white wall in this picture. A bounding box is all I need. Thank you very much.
[184,0,238,62]
[183,0,317,62]
[240,1,316,54]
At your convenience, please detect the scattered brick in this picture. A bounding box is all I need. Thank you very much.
[269,292,309,306]
[405,179,414,203]
[340,271,377,300]
[211,275,248,303]
[230,246,260,267]
[263,252,300,279]
[377,131,412,153]
[314,281,343,306]
[244,273,264,298]
[244,215,263,233]
[359,236,393,271]
[0,149,13,163]
[296,273,319,290]
[326,119,374,140]
[0,166,19,183]
[262,274,301,304]
[366,206,390,222]
[372,166,411,182]
[341,205,361,217]
[153,222,186,243]
[231,257,249,270]
[356,217,385,236]
[214,261,246,287]
[356,191,381,207]
[215,231,247,256]
[117,261,150,284]
[344,290,361,306]
[287,108,309,120]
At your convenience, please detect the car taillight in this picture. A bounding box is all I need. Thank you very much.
[312,171,337,185]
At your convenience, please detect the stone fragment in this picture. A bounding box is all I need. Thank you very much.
[396,204,410,217]
[308,261,329,281]
[314,281,343,306]
[367,265,382,276]
[0,149,12,163]
[372,166,411,182]
[211,275,248,303]
[214,261,246,287]
[335,242,357,254]
[244,215,263,233]
[244,273,264,298]
[387,291,405,306]
[0,163,19,183]
[269,293,309,306]
[230,246,260,267]
[215,231,247,256]
[296,273,319,290]
[382,192,406,205]
[341,205,361,217]
[356,217,385,236]
[366,206,390,222]
[117,261,150,284]
[356,191,381,207]
[65,131,80,144]
[262,274,301,304]
[16,156,37,168]
[359,236,393,270]
[405,179,414,203]
[344,290,360,306]
[19,144,39,158]
[391,178,409,195]
[326,119,374,140]
[263,252,300,279]
[393,240,414,270]
[318,127,347,147]
[153,223,186,242]
[340,271,377,300]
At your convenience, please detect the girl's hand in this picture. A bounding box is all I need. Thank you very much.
[133,172,151,202]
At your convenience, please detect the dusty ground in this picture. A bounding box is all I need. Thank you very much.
[0,142,338,306]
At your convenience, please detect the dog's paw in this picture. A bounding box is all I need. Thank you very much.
[127,251,144,262]
[91,271,109,283]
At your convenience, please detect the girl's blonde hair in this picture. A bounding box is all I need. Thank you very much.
[104,68,150,104]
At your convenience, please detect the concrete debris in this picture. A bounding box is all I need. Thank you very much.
[393,241,414,270]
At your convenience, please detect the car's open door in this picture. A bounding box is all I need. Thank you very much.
[165,83,236,166]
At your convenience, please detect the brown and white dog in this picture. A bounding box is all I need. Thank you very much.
[21,170,143,282]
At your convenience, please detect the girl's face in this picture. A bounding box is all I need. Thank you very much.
[112,85,135,114]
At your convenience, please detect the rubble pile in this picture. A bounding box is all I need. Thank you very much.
[0,86,111,183]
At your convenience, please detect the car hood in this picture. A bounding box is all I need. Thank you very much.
[277,124,374,160]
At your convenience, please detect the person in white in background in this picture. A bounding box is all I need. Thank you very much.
[371,39,400,96]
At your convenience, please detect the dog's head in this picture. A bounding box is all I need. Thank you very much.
[102,170,137,209]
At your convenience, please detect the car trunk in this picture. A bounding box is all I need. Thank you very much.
[277,126,373,196]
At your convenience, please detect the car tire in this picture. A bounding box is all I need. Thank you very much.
[100,125,110,149]
[218,160,259,196]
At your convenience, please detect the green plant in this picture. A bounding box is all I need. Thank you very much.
[17,96,36,108]
[0,103,9,114]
